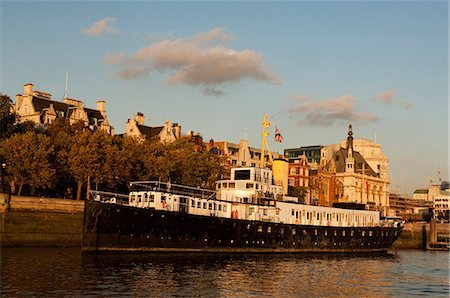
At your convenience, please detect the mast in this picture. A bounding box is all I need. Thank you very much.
[260,114,274,168]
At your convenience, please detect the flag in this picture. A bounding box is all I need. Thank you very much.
[274,127,283,142]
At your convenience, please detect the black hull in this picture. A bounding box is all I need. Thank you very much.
[83,200,402,253]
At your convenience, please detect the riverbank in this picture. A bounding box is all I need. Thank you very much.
[1,195,449,249]
[0,196,84,247]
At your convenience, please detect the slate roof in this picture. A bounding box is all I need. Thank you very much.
[137,124,163,139]
[32,97,104,120]
[324,148,378,177]
[32,97,70,113]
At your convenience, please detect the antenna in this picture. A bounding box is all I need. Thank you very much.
[64,70,69,99]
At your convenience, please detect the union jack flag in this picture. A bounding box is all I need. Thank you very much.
[274,127,283,142]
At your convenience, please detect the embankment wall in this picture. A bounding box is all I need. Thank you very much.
[0,196,84,247]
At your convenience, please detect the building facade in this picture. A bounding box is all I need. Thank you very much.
[13,83,114,135]
[315,125,390,215]
[125,112,181,143]
[206,139,279,168]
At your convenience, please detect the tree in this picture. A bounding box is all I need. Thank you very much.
[46,118,85,197]
[288,185,307,203]
[0,94,16,141]
[0,131,55,195]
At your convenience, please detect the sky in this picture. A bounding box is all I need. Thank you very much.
[1,1,448,196]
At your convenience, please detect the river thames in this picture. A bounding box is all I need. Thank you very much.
[1,248,449,297]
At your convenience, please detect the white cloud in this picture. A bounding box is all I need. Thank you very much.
[106,28,280,95]
[104,52,125,64]
[374,90,396,104]
[81,17,118,37]
[373,89,413,110]
[287,95,378,126]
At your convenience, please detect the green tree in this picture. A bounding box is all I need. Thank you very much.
[0,131,55,195]
[288,185,307,203]
[0,94,16,140]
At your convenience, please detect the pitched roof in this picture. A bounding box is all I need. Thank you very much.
[32,97,104,120]
[32,97,70,113]
[325,148,378,177]
[136,124,163,139]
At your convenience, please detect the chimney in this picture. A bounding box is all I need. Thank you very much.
[172,123,181,139]
[15,94,23,110]
[96,100,106,114]
[135,112,145,125]
[23,83,33,96]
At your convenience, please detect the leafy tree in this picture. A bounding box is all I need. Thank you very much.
[46,118,89,197]
[0,94,16,140]
[288,185,307,203]
[0,131,55,195]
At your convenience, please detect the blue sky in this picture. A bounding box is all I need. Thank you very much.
[1,1,448,196]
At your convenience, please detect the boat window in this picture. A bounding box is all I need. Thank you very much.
[292,228,296,235]
[296,211,299,219]
[213,203,217,210]
[292,209,295,216]
[203,202,207,209]
[246,183,254,189]
[325,230,328,236]
[228,182,235,188]
[209,203,212,210]
[235,169,251,180]
[267,227,271,233]
[362,231,366,237]
[314,229,318,236]
[334,230,337,236]
[369,231,373,237]
[303,230,307,236]
[223,205,227,212]
[342,231,346,236]
[197,202,201,208]
[249,207,255,215]
[217,183,221,189]
[149,195,154,202]
[263,209,268,216]
[258,226,263,233]
[276,208,280,215]
[218,204,222,211]
[306,212,309,220]
[316,213,320,220]
[191,200,195,208]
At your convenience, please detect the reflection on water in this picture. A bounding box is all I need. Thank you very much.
[1,248,449,297]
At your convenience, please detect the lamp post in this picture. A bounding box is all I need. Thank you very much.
[1,161,10,211]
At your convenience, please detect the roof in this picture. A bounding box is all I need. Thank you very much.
[32,97,104,120]
[32,97,70,113]
[137,124,163,139]
[413,189,429,194]
[324,148,378,177]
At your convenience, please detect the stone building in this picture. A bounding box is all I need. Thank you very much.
[206,139,279,168]
[125,112,181,143]
[314,125,390,215]
[13,83,114,135]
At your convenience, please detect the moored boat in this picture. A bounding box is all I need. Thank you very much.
[82,115,403,253]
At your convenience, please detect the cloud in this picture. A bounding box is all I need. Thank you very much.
[374,90,396,104]
[400,102,413,110]
[104,52,125,64]
[287,95,378,126]
[204,87,225,97]
[106,28,280,91]
[81,17,118,37]
[373,89,413,110]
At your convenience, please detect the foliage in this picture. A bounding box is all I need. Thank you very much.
[0,131,55,195]
[0,94,16,140]
[1,119,228,197]
[288,185,307,202]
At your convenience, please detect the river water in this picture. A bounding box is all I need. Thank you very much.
[1,248,449,297]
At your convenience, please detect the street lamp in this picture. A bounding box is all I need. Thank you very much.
[1,162,6,193]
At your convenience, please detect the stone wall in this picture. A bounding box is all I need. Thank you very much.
[0,196,84,247]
